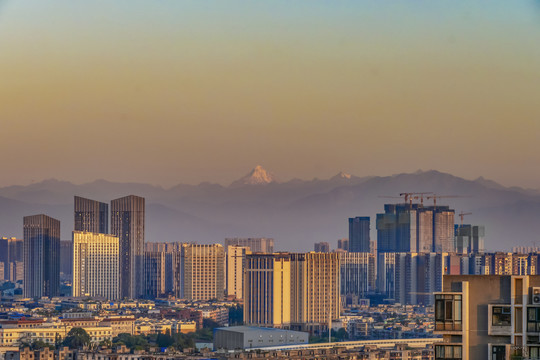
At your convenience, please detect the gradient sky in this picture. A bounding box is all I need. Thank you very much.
[1,1,539,188]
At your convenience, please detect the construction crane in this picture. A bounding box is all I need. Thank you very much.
[379,192,432,205]
[425,194,463,208]
[458,212,472,226]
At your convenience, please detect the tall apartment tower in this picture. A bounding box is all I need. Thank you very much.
[340,252,375,299]
[226,245,251,300]
[74,196,108,233]
[0,237,23,281]
[23,215,60,298]
[144,242,182,299]
[376,203,455,253]
[337,238,349,251]
[224,238,274,253]
[314,242,330,252]
[455,224,485,254]
[111,195,145,299]
[72,231,119,300]
[349,217,370,252]
[182,244,224,301]
[244,253,291,328]
[290,252,341,334]
[60,240,73,279]
[431,206,455,253]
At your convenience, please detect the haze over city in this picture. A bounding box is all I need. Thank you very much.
[1,1,540,189]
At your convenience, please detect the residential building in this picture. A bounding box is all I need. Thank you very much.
[224,237,274,253]
[0,237,23,281]
[290,252,341,334]
[314,242,330,252]
[182,244,224,301]
[349,217,370,252]
[340,252,375,299]
[111,195,145,299]
[244,253,291,328]
[23,214,60,298]
[455,224,485,254]
[226,245,251,300]
[72,231,120,299]
[60,240,73,280]
[434,275,540,360]
[337,238,349,251]
[144,244,182,299]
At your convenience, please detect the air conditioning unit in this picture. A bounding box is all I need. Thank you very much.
[532,287,540,305]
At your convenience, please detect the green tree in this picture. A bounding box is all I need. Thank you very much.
[156,333,174,348]
[62,327,91,349]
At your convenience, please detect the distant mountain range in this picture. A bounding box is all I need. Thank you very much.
[1,167,539,251]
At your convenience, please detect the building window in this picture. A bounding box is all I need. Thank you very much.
[435,294,462,331]
[435,345,462,360]
[528,307,540,332]
[492,306,511,327]
[491,345,506,360]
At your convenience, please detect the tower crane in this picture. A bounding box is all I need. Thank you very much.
[458,212,472,226]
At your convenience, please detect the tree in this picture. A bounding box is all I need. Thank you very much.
[62,327,91,349]
[156,333,174,348]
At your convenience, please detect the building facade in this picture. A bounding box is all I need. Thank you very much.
[182,244,224,301]
[244,253,291,328]
[111,195,145,299]
[23,214,60,298]
[226,245,251,300]
[224,237,274,253]
[0,237,23,281]
[434,275,540,360]
[314,242,330,252]
[72,231,120,299]
[74,196,108,233]
[348,217,370,252]
[340,252,375,299]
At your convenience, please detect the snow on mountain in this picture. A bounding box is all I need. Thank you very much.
[229,165,279,187]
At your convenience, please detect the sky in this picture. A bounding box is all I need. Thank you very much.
[1,1,539,188]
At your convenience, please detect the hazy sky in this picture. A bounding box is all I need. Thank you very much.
[1,1,539,188]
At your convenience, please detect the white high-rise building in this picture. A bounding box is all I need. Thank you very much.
[73,231,120,300]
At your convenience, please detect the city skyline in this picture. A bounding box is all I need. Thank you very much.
[1,1,539,189]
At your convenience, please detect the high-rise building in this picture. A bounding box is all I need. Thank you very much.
[431,206,455,253]
[290,252,341,334]
[111,195,145,299]
[72,231,119,300]
[455,224,485,254]
[434,275,540,360]
[60,240,73,279]
[23,214,60,298]
[144,242,182,299]
[377,203,455,253]
[314,242,330,252]
[378,252,446,306]
[226,245,251,300]
[340,252,375,299]
[182,244,224,301]
[224,238,274,253]
[74,196,108,233]
[337,238,349,251]
[244,253,291,328]
[0,237,23,281]
[348,217,370,252]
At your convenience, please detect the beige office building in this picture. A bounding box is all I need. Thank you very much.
[226,245,251,300]
[244,253,291,328]
[73,231,120,300]
[182,244,224,301]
